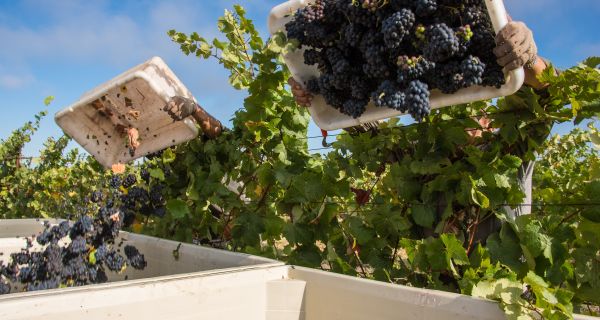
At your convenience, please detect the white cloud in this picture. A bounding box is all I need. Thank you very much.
[0,0,279,67]
[0,16,147,67]
[0,1,276,124]
[0,2,202,66]
[0,73,35,90]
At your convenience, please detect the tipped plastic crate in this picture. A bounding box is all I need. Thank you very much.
[267,0,525,131]
[54,57,199,168]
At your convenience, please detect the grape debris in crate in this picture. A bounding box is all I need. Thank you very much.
[54,57,199,169]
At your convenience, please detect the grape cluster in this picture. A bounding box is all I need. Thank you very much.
[397,56,435,84]
[343,99,369,118]
[303,49,326,67]
[140,169,150,183]
[105,252,125,272]
[382,9,415,49]
[121,187,149,210]
[343,24,363,47]
[415,0,437,17]
[327,47,350,75]
[464,5,487,26]
[113,167,168,219]
[109,175,121,189]
[460,55,485,86]
[0,164,176,295]
[0,280,10,295]
[301,0,325,23]
[122,174,137,188]
[372,80,406,111]
[124,245,147,270]
[0,212,147,294]
[144,149,164,160]
[360,0,379,12]
[423,23,460,62]
[149,184,165,206]
[406,80,430,122]
[91,190,103,203]
[285,0,504,122]
[36,220,70,245]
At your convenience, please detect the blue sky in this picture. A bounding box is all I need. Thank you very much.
[0,0,599,156]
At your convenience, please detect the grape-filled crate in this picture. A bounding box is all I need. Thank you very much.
[268,0,524,130]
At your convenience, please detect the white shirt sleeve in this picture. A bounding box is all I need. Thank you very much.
[503,161,535,220]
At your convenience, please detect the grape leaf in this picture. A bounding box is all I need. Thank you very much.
[166,199,190,219]
[487,225,523,271]
[162,148,176,163]
[149,168,165,181]
[44,96,55,106]
[411,204,435,228]
[350,188,371,206]
[441,233,469,266]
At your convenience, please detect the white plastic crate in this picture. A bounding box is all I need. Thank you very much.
[0,220,595,320]
[268,0,526,131]
[1,265,596,320]
[55,57,199,168]
[0,219,281,289]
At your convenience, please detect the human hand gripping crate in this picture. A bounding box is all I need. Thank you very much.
[55,57,223,168]
[268,0,526,131]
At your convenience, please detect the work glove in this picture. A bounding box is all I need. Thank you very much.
[493,21,538,71]
[163,96,197,121]
[288,77,312,107]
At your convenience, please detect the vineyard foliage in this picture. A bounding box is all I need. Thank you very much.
[1,5,599,319]
[0,105,108,219]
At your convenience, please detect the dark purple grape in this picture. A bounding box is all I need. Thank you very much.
[91,191,103,203]
[423,23,460,62]
[122,174,137,189]
[405,80,431,122]
[381,9,415,49]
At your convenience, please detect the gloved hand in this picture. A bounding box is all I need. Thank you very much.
[493,21,538,71]
[288,77,312,107]
[163,96,198,121]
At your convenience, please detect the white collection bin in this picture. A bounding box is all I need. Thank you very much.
[0,220,595,320]
[268,0,525,131]
[0,219,282,285]
[54,57,200,168]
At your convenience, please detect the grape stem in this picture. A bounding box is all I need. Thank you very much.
[466,207,481,256]
[231,14,255,77]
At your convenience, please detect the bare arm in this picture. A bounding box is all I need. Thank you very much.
[163,96,224,139]
[523,58,549,90]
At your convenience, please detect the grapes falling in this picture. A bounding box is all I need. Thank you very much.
[0,167,168,295]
